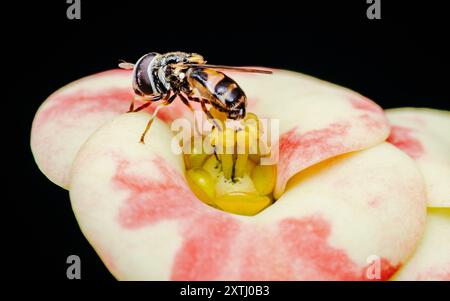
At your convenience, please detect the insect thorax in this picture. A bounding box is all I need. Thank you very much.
[149,52,202,95]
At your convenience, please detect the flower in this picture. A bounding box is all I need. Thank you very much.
[385,108,450,280]
[31,69,449,280]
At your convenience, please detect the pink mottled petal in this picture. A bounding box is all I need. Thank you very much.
[394,208,450,281]
[32,68,389,193]
[31,70,132,188]
[70,113,425,280]
[386,108,450,207]
[253,143,426,280]
[30,69,192,189]
[226,70,390,198]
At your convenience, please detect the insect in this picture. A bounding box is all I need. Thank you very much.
[119,51,272,143]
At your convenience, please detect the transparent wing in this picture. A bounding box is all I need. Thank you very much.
[178,63,272,74]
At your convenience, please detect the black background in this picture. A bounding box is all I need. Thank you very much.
[6,0,449,282]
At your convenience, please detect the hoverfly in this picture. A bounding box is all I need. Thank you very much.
[119,51,272,143]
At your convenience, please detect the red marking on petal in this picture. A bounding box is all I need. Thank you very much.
[279,216,361,280]
[278,122,350,190]
[359,113,385,130]
[150,97,192,123]
[169,214,400,280]
[170,214,400,281]
[37,79,190,128]
[387,125,424,159]
[112,148,400,280]
[362,258,401,281]
[279,216,399,280]
[114,157,200,229]
[110,156,243,280]
[37,87,134,127]
[237,229,293,280]
[349,95,383,114]
[170,215,240,280]
[113,154,243,279]
[368,197,382,208]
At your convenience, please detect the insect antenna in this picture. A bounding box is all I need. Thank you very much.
[118,60,135,70]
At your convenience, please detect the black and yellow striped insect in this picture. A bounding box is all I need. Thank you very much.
[119,51,272,143]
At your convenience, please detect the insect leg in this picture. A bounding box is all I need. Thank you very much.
[131,94,165,112]
[140,106,163,143]
[162,92,177,105]
[179,93,205,137]
[139,93,177,143]
[132,101,151,112]
[199,99,222,131]
[178,93,194,111]
[187,94,224,130]
[187,94,221,156]
[185,94,201,102]
[197,98,223,161]
[128,98,135,112]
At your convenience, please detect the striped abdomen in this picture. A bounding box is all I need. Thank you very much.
[187,68,247,119]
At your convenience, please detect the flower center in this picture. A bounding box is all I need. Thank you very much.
[183,111,277,216]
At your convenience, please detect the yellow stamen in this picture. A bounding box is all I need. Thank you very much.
[202,155,221,179]
[251,164,277,196]
[215,174,257,198]
[188,153,208,169]
[186,168,216,206]
[234,153,248,178]
[185,137,208,168]
[220,153,234,180]
[246,157,256,175]
[214,192,272,216]
[183,111,278,216]
[249,153,261,164]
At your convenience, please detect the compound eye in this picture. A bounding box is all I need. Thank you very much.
[133,52,159,95]
[138,52,159,62]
